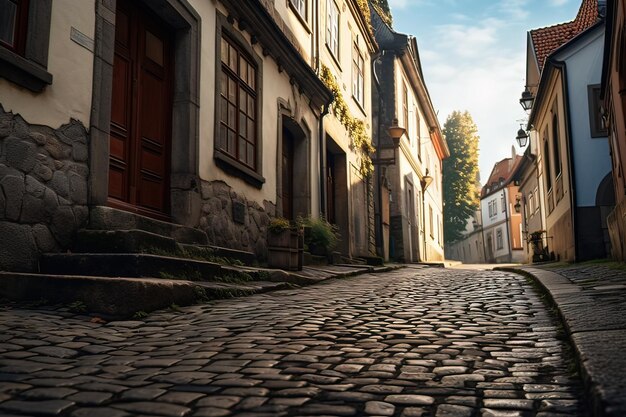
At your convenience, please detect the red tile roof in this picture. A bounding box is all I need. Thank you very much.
[481,156,523,198]
[530,0,599,72]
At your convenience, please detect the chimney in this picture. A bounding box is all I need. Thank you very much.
[510,145,516,169]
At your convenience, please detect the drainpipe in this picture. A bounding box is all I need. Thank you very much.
[372,51,384,257]
[319,104,330,217]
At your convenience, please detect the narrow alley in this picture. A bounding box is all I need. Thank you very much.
[0,267,585,416]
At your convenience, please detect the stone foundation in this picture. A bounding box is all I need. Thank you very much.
[198,180,274,260]
[0,107,89,271]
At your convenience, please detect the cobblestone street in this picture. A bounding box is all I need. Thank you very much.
[0,267,586,417]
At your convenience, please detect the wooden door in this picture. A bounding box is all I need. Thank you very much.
[282,128,294,220]
[109,1,173,219]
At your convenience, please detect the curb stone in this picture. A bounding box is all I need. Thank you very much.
[498,266,626,417]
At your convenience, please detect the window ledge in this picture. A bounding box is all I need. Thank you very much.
[214,149,265,189]
[0,47,52,92]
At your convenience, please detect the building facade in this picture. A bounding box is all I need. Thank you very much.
[525,0,613,262]
[371,9,448,262]
[480,155,525,264]
[601,0,626,261]
[1,0,371,271]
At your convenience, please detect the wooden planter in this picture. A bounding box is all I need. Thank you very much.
[267,228,303,271]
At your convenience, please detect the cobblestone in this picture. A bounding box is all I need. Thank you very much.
[0,268,586,415]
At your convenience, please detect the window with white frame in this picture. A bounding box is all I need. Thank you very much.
[488,199,497,218]
[352,42,364,106]
[533,187,539,212]
[528,192,534,216]
[501,194,506,212]
[326,0,339,59]
[496,228,503,249]
[289,0,306,19]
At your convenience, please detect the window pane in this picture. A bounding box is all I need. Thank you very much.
[0,0,17,46]
[248,119,255,143]
[240,57,247,84]
[248,66,255,89]
[239,137,246,162]
[248,95,255,116]
[220,72,227,96]
[228,78,236,102]
[221,38,228,64]
[239,88,247,111]
[218,125,227,150]
[220,97,228,123]
[239,111,247,138]
[228,44,237,70]
[228,130,236,153]
[228,103,236,127]
[247,143,254,167]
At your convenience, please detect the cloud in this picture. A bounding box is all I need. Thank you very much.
[416,18,529,180]
[496,0,530,20]
[549,0,569,6]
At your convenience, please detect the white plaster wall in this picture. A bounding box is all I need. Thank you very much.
[194,0,320,209]
[559,27,611,206]
[0,0,96,128]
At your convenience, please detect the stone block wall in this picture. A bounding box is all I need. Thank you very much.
[198,180,274,260]
[0,107,89,271]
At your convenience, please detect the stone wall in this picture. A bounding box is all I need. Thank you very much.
[0,106,89,271]
[198,180,274,259]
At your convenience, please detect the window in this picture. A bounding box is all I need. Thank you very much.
[534,187,539,212]
[501,194,506,213]
[326,0,339,58]
[289,0,306,19]
[528,192,534,216]
[429,205,434,239]
[588,85,608,137]
[416,109,421,160]
[402,83,409,138]
[552,113,561,178]
[496,229,503,249]
[544,137,552,190]
[0,0,28,54]
[488,199,497,218]
[352,42,364,106]
[0,0,52,92]
[218,35,258,170]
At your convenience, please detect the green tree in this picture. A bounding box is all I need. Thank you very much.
[442,111,480,243]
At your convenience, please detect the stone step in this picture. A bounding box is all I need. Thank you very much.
[88,206,208,245]
[180,243,257,266]
[40,253,223,281]
[74,229,178,254]
[0,272,202,318]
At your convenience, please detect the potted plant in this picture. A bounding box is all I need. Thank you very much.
[528,230,547,262]
[300,216,339,258]
[267,217,303,271]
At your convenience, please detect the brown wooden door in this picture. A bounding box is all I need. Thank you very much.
[109,1,172,219]
[282,128,294,220]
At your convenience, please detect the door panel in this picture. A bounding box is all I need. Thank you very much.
[282,128,294,220]
[109,1,172,219]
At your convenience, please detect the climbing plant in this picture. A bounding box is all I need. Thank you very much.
[320,65,375,176]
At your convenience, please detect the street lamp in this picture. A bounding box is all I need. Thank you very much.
[387,118,405,150]
[420,168,433,191]
[516,124,529,148]
[519,88,534,112]
[372,118,405,166]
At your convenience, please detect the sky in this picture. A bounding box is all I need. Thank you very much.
[388,0,582,182]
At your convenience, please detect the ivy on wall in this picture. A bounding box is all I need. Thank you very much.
[320,65,375,176]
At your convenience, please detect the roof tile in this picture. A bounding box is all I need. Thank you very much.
[530,0,599,72]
